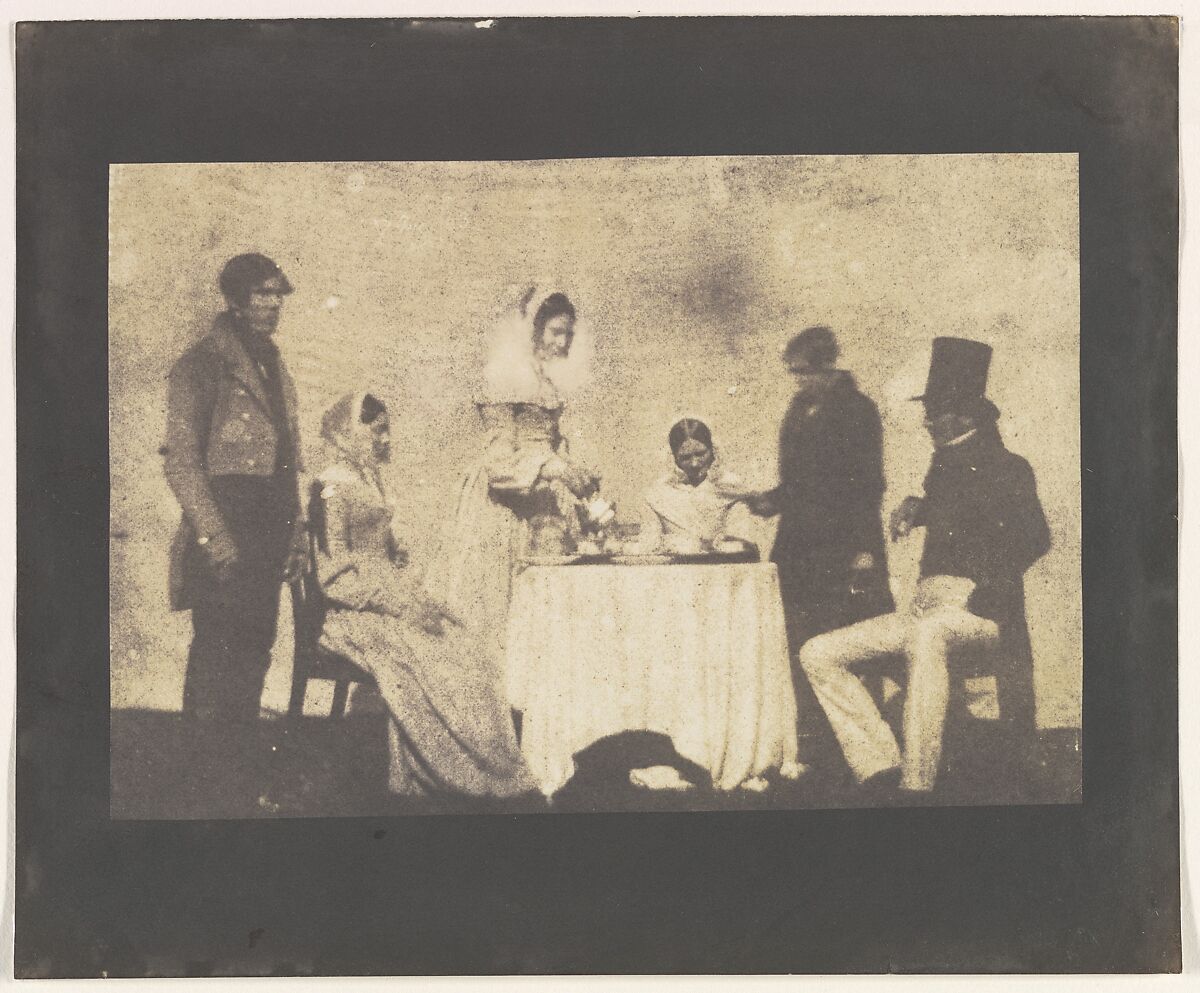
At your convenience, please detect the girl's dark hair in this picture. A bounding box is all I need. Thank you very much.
[668,418,713,455]
[531,293,576,344]
[360,393,386,424]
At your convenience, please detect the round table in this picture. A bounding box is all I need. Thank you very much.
[506,561,800,796]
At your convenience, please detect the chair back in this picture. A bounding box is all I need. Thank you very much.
[290,527,328,650]
[287,510,377,719]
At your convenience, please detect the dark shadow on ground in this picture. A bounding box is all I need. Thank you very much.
[110,709,1081,820]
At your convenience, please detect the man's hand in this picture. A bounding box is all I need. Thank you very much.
[202,530,240,583]
[280,527,309,582]
[851,552,876,572]
[912,575,975,614]
[889,496,924,542]
[283,541,308,583]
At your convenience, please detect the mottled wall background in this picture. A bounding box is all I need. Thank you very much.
[110,154,1081,726]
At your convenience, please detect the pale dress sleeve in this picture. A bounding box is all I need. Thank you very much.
[317,487,446,621]
[477,403,557,496]
[709,471,754,542]
[720,501,754,543]
[635,495,666,553]
[314,483,388,611]
[383,525,460,619]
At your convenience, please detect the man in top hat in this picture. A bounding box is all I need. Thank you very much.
[163,253,307,725]
[797,337,1050,799]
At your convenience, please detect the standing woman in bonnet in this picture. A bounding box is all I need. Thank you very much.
[311,392,537,801]
[433,288,599,673]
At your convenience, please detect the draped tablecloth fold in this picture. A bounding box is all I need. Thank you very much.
[506,563,800,796]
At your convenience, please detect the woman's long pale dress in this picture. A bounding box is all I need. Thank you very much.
[314,461,537,798]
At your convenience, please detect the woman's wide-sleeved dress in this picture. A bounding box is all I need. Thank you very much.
[432,364,575,671]
[313,462,537,799]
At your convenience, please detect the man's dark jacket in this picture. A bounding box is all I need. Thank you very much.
[162,312,304,610]
[769,371,894,636]
[917,423,1051,735]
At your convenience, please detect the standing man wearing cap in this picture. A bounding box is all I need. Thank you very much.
[163,253,307,727]
[748,326,894,646]
[747,326,895,763]
[798,337,1050,800]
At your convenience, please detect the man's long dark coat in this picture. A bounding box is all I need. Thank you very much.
[770,372,895,645]
[917,422,1052,739]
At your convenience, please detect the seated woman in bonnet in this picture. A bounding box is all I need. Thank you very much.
[310,391,538,803]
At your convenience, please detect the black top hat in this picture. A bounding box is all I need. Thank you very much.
[911,337,993,406]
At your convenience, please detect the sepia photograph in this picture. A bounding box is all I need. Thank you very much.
[16,13,1178,977]
[110,154,1082,818]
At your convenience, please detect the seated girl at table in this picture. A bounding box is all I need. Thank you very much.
[624,420,792,793]
[637,418,756,555]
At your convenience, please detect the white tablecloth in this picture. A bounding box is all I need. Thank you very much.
[506,563,800,796]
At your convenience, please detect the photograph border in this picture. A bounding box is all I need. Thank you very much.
[15,15,1179,976]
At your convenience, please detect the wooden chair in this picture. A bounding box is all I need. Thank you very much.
[287,527,376,719]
